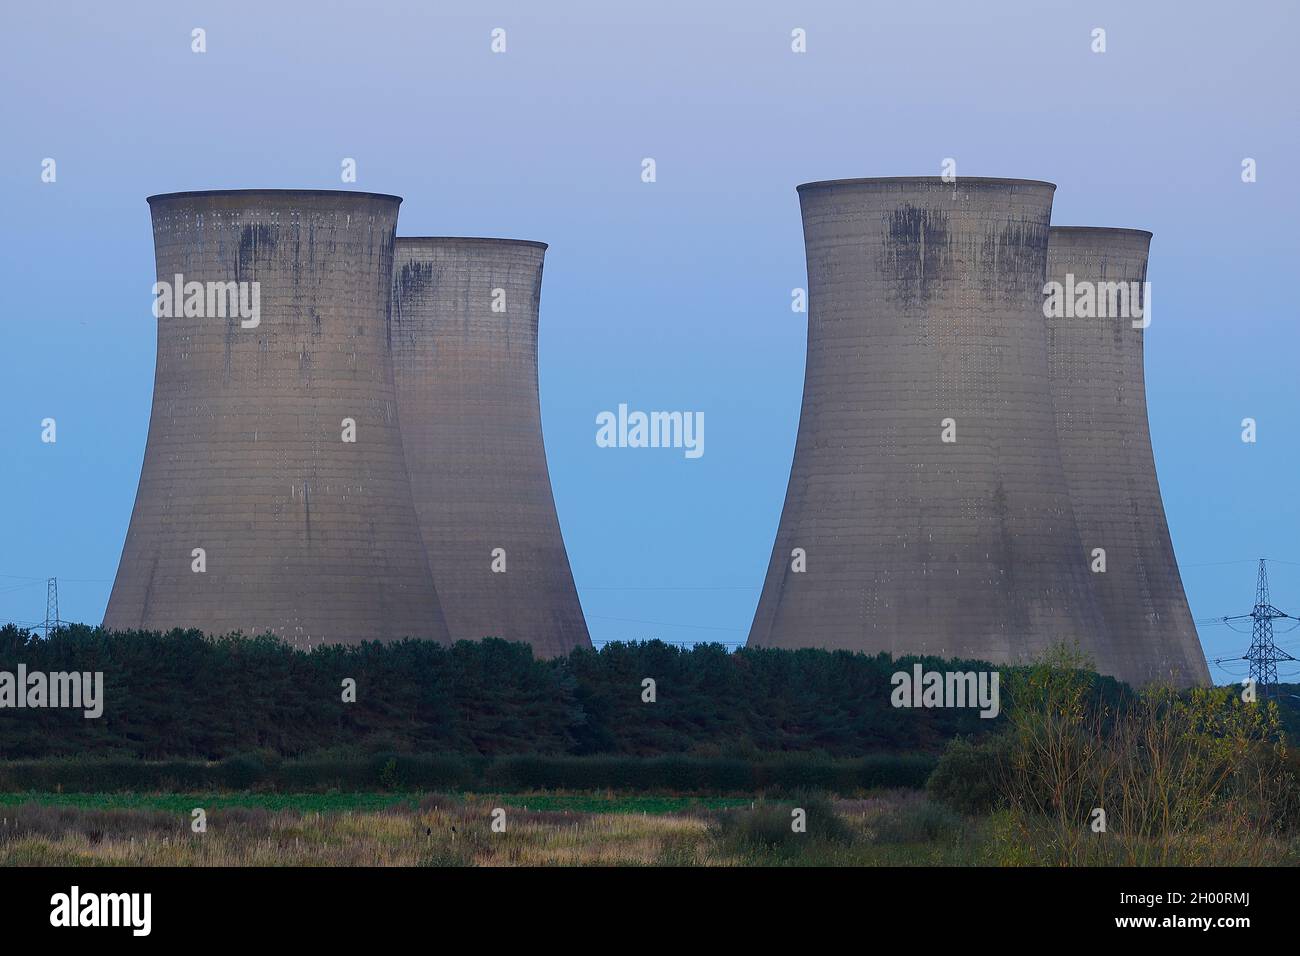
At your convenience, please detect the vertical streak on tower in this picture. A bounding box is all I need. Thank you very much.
[391,238,590,657]
[1046,227,1209,686]
[749,177,1103,663]
[104,190,449,647]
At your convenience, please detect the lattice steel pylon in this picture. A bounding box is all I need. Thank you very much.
[1213,559,1296,697]
[43,577,60,638]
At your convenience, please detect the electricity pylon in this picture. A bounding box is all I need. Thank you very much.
[43,577,60,638]
[1212,559,1296,697]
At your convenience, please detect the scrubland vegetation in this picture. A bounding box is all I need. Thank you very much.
[0,790,1006,866]
[926,648,1299,865]
[2,627,1297,866]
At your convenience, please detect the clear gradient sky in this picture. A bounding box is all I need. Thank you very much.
[2,0,1297,683]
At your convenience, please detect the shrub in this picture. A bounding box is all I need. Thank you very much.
[874,798,963,844]
[417,844,474,867]
[927,736,1006,814]
[0,752,940,795]
[713,793,856,858]
[378,757,400,791]
[219,754,265,789]
[861,753,937,789]
[990,646,1297,865]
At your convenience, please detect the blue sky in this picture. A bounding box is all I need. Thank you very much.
[1,0,1297,683]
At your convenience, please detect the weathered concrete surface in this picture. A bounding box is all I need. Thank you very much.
[391,238,590,658]
[749,177,1105,665]
[104,190,449,647]
[1047,227,1209,686]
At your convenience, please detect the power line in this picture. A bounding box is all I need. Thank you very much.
[0,582,45,596]
[0,573,112,583]
[1211,559,1297,697]
[587,614,745,632]
[582,585,759,591]
[1183,556,1300,569]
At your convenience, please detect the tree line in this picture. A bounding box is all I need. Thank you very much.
[0,624,1128,760]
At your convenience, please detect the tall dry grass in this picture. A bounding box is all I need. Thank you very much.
[0,790,1005,867]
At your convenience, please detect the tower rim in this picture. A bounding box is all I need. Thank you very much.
[1050,225,1154,239]
[797,176,1056,193]
[146,188,403,204]
[397,236,549,250]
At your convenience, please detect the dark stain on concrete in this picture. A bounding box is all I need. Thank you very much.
[236,223,279,280]
[139,553,159,626]
[302,480,312,546]
[397,260,434,299]
[979,220,1049,300]
[886,205,952,307]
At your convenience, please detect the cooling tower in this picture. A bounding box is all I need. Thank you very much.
[1046,227,1209,686]
[390,237,590,657]
[104,189,449,647]
[749,177,1104,665]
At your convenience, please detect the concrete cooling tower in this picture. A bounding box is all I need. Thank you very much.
[749,177,1105,665]
[390,237,590,658]
[104,189,449,647]
[1046,227,1209,686]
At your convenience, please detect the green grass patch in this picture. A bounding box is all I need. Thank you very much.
[0,792,419,813]
[486,793,751,814]
[0,791,753,815]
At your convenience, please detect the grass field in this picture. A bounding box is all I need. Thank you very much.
[0,789,986,866]
[2,787,1295,866]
